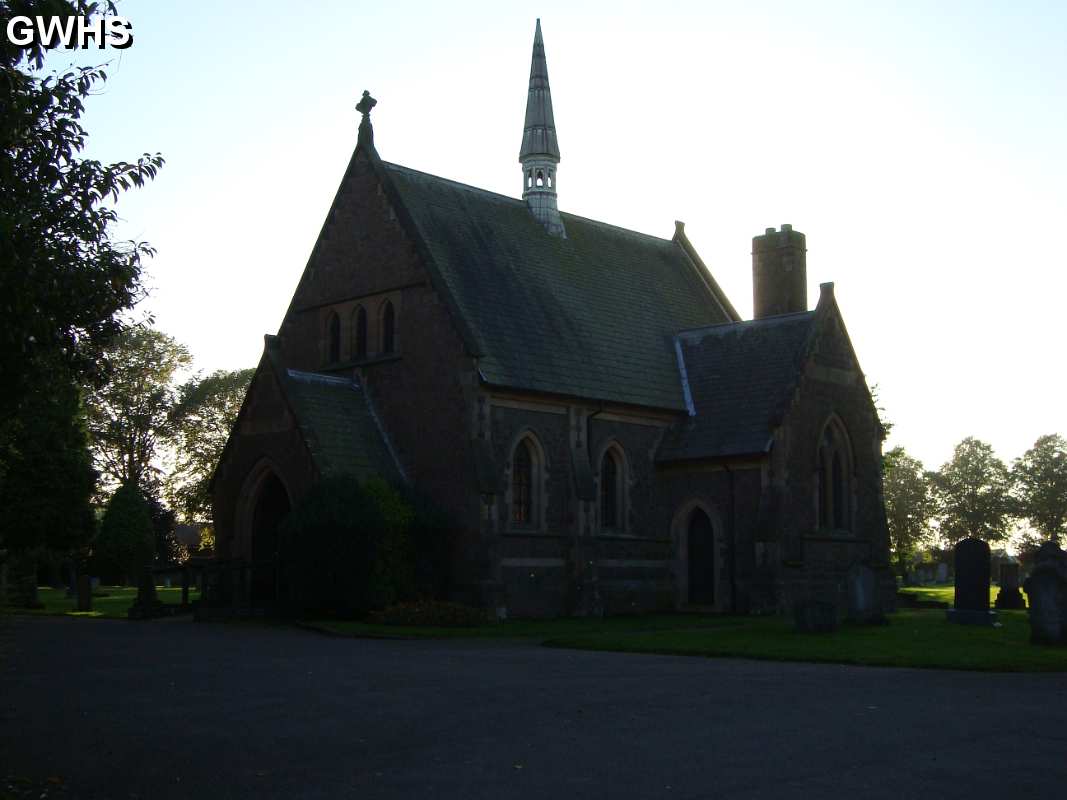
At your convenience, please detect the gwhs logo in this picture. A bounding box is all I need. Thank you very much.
[6,16,134,49]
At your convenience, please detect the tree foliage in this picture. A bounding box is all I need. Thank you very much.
[882,446,934,576]
[84,326,191,492]
[1,0,163,423]
[93,480,154,583]
[166,368,254,521]
[1013,433,1067,546]
[0,358,96,555]
[932,437,1013,544]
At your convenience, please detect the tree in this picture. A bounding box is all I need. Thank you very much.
[84,326,191,493]
[1,0,163,424]
[1013,433,1067,546]
[167,368,254,521]
[882,446,934,578]
[931,437,1014,544]
[92,480,153,584]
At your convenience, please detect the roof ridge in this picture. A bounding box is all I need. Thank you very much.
[676,310,815,338]
[286,368,359,388]
[382,161,523,206]
[383,160,673,244]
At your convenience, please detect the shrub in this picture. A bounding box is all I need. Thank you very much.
[92,482,154,584]
[367,600,486,627]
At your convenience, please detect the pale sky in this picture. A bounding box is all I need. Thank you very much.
[59,0,1066,472]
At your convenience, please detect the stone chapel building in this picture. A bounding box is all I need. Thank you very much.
[211,21,894,618]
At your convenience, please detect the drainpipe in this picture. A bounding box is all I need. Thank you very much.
[724,463,738,614]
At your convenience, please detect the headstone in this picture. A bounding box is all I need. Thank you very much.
[946,537,998,626]
[935,562,949,583]
[1022,542,1067,645]
[994,562,1025,610]
[127,566,166,619]
[846,563,885,624]
[76,574,92,612]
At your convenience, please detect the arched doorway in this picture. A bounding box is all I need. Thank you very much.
[250,472,290,608]
[688,508,715,606]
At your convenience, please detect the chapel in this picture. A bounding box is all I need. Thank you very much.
[211,20,894,618]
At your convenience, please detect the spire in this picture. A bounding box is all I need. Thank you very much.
[519,19,565,237]
[519,19,560,161]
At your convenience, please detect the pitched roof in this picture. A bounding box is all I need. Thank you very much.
[382,161,735,410]
[657,312,816,461]
[281,368,404,483]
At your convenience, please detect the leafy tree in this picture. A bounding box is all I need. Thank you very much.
[166,368,254,521]
[1013,433,1067,547]
[145,489,185,565]
[931,437,1014,544]
[93,480,154,584]
[882,447,934,578]
[1,0,163,424]
[84,326,191,493]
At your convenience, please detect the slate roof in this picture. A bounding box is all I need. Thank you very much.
[657,312,816,461]
[280,368,404,483]
[382,162,735,410]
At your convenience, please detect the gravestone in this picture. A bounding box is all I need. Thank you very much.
[846,563,885,624]
[76,574,92,612]
[127,566,166,620]
[1022,542,1067,645]
[946,537,998,626]
[994,562,1025,610]
[936,562,949,583]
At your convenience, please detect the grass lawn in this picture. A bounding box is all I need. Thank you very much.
[544,609,1066,672]
[7,586,198,620]
[898,583,1006,607]
[307,613,739,641]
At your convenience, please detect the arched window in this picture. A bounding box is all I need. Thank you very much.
[326,311,340,363]
[351,306,367,359]
[599,447,625,531]
[512,439,533,525]
[380,300,395,355]
[817,418,852,531]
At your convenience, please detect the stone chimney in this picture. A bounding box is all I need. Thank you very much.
[752,224,807,319]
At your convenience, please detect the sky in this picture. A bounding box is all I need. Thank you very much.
[52,0,1067,471]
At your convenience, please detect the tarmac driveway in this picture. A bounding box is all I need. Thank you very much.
[1,616,1065,799]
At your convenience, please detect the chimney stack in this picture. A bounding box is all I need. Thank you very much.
[752,224,807,319]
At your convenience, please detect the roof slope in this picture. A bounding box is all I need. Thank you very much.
[282,368,403,483]
[658,312,816,460]
[383,162,733,410]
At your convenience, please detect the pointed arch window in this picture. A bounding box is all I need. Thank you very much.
[509,434,545,529]
[380,300,395,355]
[351,305,367,359]
[599,447,626,531]
[326,311,340,364]
[817,419,852,531]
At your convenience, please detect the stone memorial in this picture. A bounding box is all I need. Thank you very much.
[127,566,166,619]
[846,563,885,624]
[994,562,1025,610]
[76,574,92,612]
[946,537,998,626]
[936,562,949,583]
[1022,542,1067,645]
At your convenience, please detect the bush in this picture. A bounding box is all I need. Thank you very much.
[367,600,486,627]
[399,485,461,600]
[93,482,154,584]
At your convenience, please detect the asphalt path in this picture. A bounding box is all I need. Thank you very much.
[1,615,1065,799]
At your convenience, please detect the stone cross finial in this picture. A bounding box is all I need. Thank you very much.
[356,90,377,117]
[356,90,377,149]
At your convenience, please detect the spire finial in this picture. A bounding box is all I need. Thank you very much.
[356,90,377,148]
[519,21,564,237]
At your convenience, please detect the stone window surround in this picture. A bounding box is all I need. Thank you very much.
[815,414,855,534]
[593,439,630,535]
[504,429,549,534]
[319,289,402,366]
